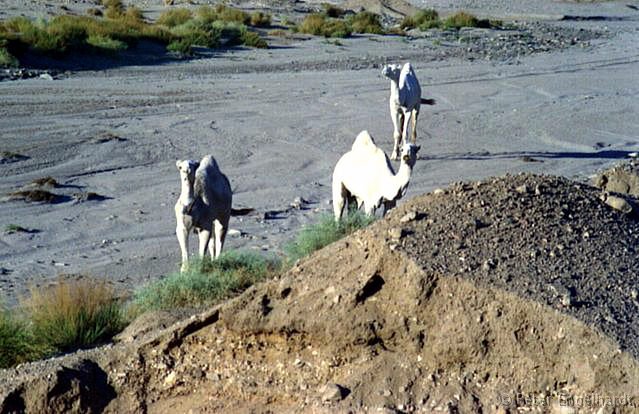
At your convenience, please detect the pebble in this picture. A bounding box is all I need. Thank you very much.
[321,383,347,402]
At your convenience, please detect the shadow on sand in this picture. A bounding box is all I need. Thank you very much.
[420,149,636,162]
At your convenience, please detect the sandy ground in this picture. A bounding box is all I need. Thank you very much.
[1,0,638,305]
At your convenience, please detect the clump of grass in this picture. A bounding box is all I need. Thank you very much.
[285,210,375,262]
[298,13,351,38]
[87,34,128,51]
[9,189,60,203]
[133,251,280,312]
[348,11,384,34]
[442,11,480,29]
[4,224,28,233]
[31,176,58,187]
[22,277,126,352]
[241,29,268,48]
[0,43,18,68]
[157,8,193,27]
[86,8,103,17]
[0,306,46,368]
[103,0,125,19]
[250,11,271,27]
[400,8,440,30]
[215,4,250,25]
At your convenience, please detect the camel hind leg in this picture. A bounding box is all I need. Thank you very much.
[332,181,348,222]
[211,215,229,259]
[197,228,212,261]
[411,108,419,144]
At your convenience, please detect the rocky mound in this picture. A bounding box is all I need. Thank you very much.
[594,160,639,198]
[2,174,638,413]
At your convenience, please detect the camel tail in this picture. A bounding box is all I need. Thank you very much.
[421,98,436,105]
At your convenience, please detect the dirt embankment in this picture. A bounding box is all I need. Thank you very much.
[1,173,638,413]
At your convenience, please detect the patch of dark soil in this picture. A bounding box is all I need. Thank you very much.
[391,173,639,359]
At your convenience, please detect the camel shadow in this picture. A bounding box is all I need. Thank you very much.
[419,149,635,162]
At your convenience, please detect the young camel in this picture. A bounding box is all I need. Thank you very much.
[382,62,435,160]
[332,130,420,222]
[174,155,232,272]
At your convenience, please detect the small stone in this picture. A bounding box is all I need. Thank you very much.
[433,188,445,195]
[164,371,177,387]
[227,229,242,237]
[602,194,633,214]
[400,211,417,223]
[321,383,348,402]
[388,227,404,240]
[561,294,572,307]
[631,289,638,300]
[515,184,528,194]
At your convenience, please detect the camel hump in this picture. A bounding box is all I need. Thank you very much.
[198,155,220,173]
[351,130,378,151]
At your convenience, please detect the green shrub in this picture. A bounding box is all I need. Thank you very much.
[22,277,125,352]
[87,34,128,51]
[124,6,145,24]
[171,20,220,48]
[285,210,375,262]
[103,0,125,19]
[241,29,268,48]
[349,11,384,34]
[443,11,479,29]
[157,8,193,27]
[133,251,280,312]
[250,11,271,27]
[0,307,46,368]
[0,44,18,67]
[400,8,439,30]
[196,5,218,24]
[215,4,250,25]
[298,13,351,38]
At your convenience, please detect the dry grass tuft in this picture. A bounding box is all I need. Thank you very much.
[9,189,60,203]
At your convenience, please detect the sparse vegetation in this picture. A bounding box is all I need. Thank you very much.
[285,210,375,262]
[348,11,384,34]
[9,189,60,203]
[31,176,58,187]
[133,251,281,312]
[4,223,28,233]
[400,8,439,30]
[443,11,480,29]
[0,306,45,368]
[400,9,490,31]
[298,13,351,38]
[23,277,126,352]
[0,3,269,66]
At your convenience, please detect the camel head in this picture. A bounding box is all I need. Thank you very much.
[176,159,199,183]
[400,143,421,167]
[381,64,402,81]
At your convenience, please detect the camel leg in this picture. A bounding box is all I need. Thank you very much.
[198,228,211,260]
[402,110,412,149]
[411,108,419,144]
[332,182,346,222]
[176,222,189,272]
[383,200,396,216]
[212,217,228,259]
[391,108,404,160]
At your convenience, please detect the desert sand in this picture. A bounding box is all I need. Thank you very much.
[1,0,638,307]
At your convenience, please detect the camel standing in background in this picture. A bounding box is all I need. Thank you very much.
[382,62,435,160]
[174,155,232,272]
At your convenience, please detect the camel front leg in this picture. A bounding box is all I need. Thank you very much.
[176,222,189,272]
[402,110,412,148]
[411,108,419,144]
[382,199,396,216]
[390,104,403,160]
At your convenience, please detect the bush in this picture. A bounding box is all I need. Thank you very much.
[298,13,351,38]
[157,8,193,27]
[215,5,250,25]
[22,277,125,352]
[0,307,46,368]
[171,20,221,48]
[196,5,218,24]
[103,0,125,19]
[241,29,268,48]
[250,11,271,27]
[87,34,128,51]
[401,8,440,30]
[133,251,280,312]
[443,11,479,29]
[285,210,375,262]
[349,11,384,34]
[0,44,18,67]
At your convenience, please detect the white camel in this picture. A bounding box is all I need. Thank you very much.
[174,155,232,272]
[332,130,420,222]
[382,62,435,160]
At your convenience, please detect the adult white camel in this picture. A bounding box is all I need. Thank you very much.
[332,130,420,222]
[174,155,232,272]
[382,62,435,160]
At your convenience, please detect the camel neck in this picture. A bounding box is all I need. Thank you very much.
[179,176,195,205]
